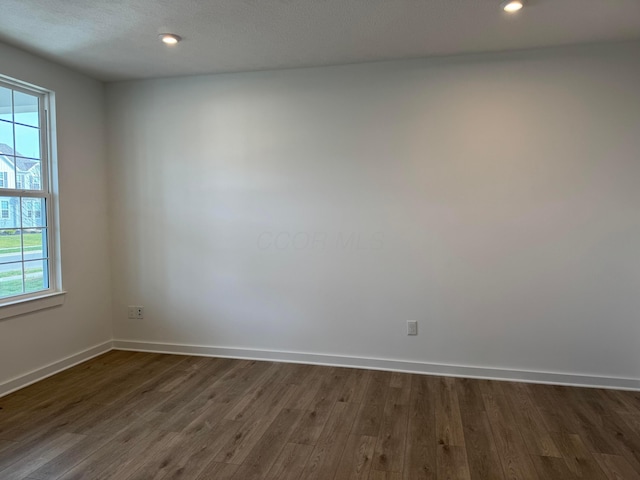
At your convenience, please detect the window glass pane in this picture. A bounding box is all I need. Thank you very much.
[0,87,11,122]
[0,261,24,298]
[13,91,39,128]
[31,161,42,190]
[22,198,46,228]
[0,120,13,152]
[15,158,41,190]
[24,259,48,293]
[0,228,22,264]
[0,82,52,302]
[14,124,40,159]
[23,228,47,260]
[0,196,20,228]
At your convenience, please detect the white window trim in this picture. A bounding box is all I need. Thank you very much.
[0,291,66,320]
[0,75,65,319]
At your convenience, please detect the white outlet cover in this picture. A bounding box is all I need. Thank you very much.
[128,305,144,319]
[407,321,418,335]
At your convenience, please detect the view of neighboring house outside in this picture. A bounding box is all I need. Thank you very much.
[0,144,43,229]
[0,138,48,298]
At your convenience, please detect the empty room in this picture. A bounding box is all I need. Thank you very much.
[1,0,640,479]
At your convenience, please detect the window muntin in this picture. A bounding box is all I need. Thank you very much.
[0,79,56,302]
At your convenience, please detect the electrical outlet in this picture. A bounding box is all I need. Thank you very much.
[407,321,418,336]
[128,306,144,319]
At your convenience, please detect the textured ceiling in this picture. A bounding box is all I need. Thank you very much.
[0,0,639,82]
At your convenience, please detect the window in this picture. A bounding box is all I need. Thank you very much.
[0,77,60,305]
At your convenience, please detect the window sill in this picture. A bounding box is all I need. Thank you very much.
[0,291,67,321]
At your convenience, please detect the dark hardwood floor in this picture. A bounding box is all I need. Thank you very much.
[1,351,639,479]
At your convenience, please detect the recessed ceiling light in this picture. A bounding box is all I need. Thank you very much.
[159,33,182,45]
[501,0,524,13]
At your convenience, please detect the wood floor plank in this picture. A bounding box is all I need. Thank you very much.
[369,472,402,480]
[620,413,640,433]
[155,358,240,415]
[362,371,391,406]
[0,351,145,416]
[155,361,250,432]
[264,443,314,480]
[224,376,285,422]
[277,363,312,386]
[459,409,505,480]
[596,389,637,415]
[526,384,578,435]
[28,432,127,479]
[56,423,171,480]
[455,378,485,413]
[0,432,85,480]
[477,380,505,397]
[435,377,465,447]
[338,369,371,404]
[483,393,540,480]
[284,366,325,410]
[372,390,409,473]
[194,461,239,480]
[390,373,412,391]
[549,432,608,479]
[436,445,471,480]
[502,382,561,458]
[0,439,16,454]
[352,403,385,437]
[403,375,436,480]
[289,368,350,445]
[3,353,640,480]
[593,453,640,480]
[299,402,359,480]
[334,434,376,480]
[117,430,183,480]
[598,413,640,476]
[530,455,577,480]
[569,395,621,456]
[241,407,305,470]
[153,419,244,480]
[214,383,297,464]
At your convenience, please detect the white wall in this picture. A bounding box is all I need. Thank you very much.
[107,42,640,384]
[0,42,113,390]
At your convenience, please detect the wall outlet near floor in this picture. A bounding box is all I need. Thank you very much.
[128,306,144,319]
[407,320,418,336]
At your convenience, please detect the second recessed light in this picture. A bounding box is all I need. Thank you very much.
[160,33,182,45]
[501,0,524,13]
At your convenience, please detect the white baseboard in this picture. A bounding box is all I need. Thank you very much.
[113,339,640,391]
[0,340,113,398]
[3,339,636,397]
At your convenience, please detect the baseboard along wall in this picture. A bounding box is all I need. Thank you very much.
[2,338,638,398]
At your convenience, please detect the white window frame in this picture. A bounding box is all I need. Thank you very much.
[0,75,64,318]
